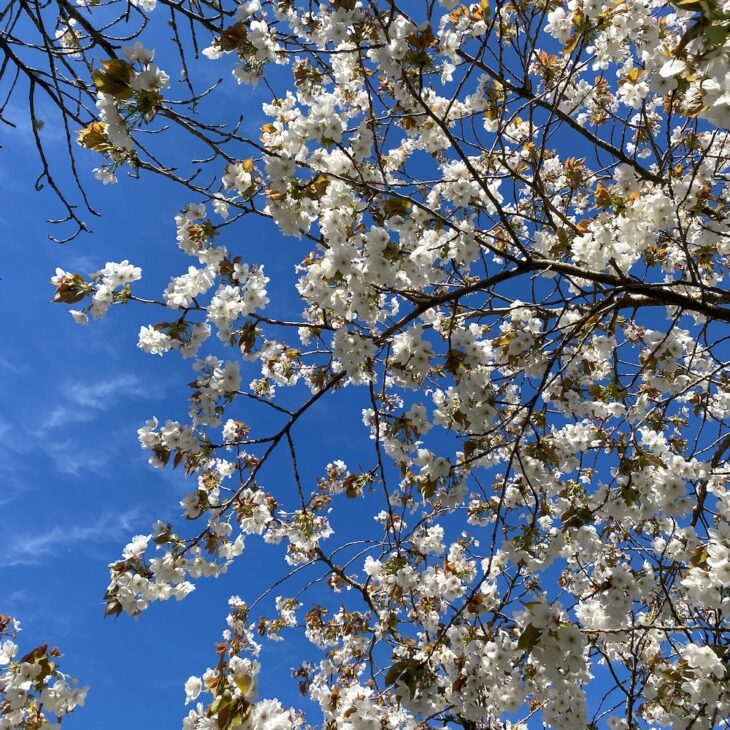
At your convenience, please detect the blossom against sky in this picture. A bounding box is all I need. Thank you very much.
[0,92,340,726]
[3,0,730,727]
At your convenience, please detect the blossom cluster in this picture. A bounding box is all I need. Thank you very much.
[0,614,87,729]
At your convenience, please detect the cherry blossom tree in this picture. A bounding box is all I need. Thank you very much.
[4,0,730,727]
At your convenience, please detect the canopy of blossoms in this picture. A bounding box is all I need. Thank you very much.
[4,0,730,728]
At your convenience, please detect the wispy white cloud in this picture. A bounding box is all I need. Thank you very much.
[60,254,101,274]
[45,439,113,476]
[43,373,144,431]
[2,102,68,148]
[0,373,147,491]
[0,589,73,633]
[0,466,30,506]
[0,354,29,376]
[5,589,30,607]
[67,374,143,409]
[2,507,144,567]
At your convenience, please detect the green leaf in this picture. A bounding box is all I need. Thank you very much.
[218,23,248,52]
[560,505,593,529]
[382,197,411,218]
[92,59,134,100]
[233,673,252,697]
[517,623,542,652]
[705,23,729,46]
[385,658,420,689]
